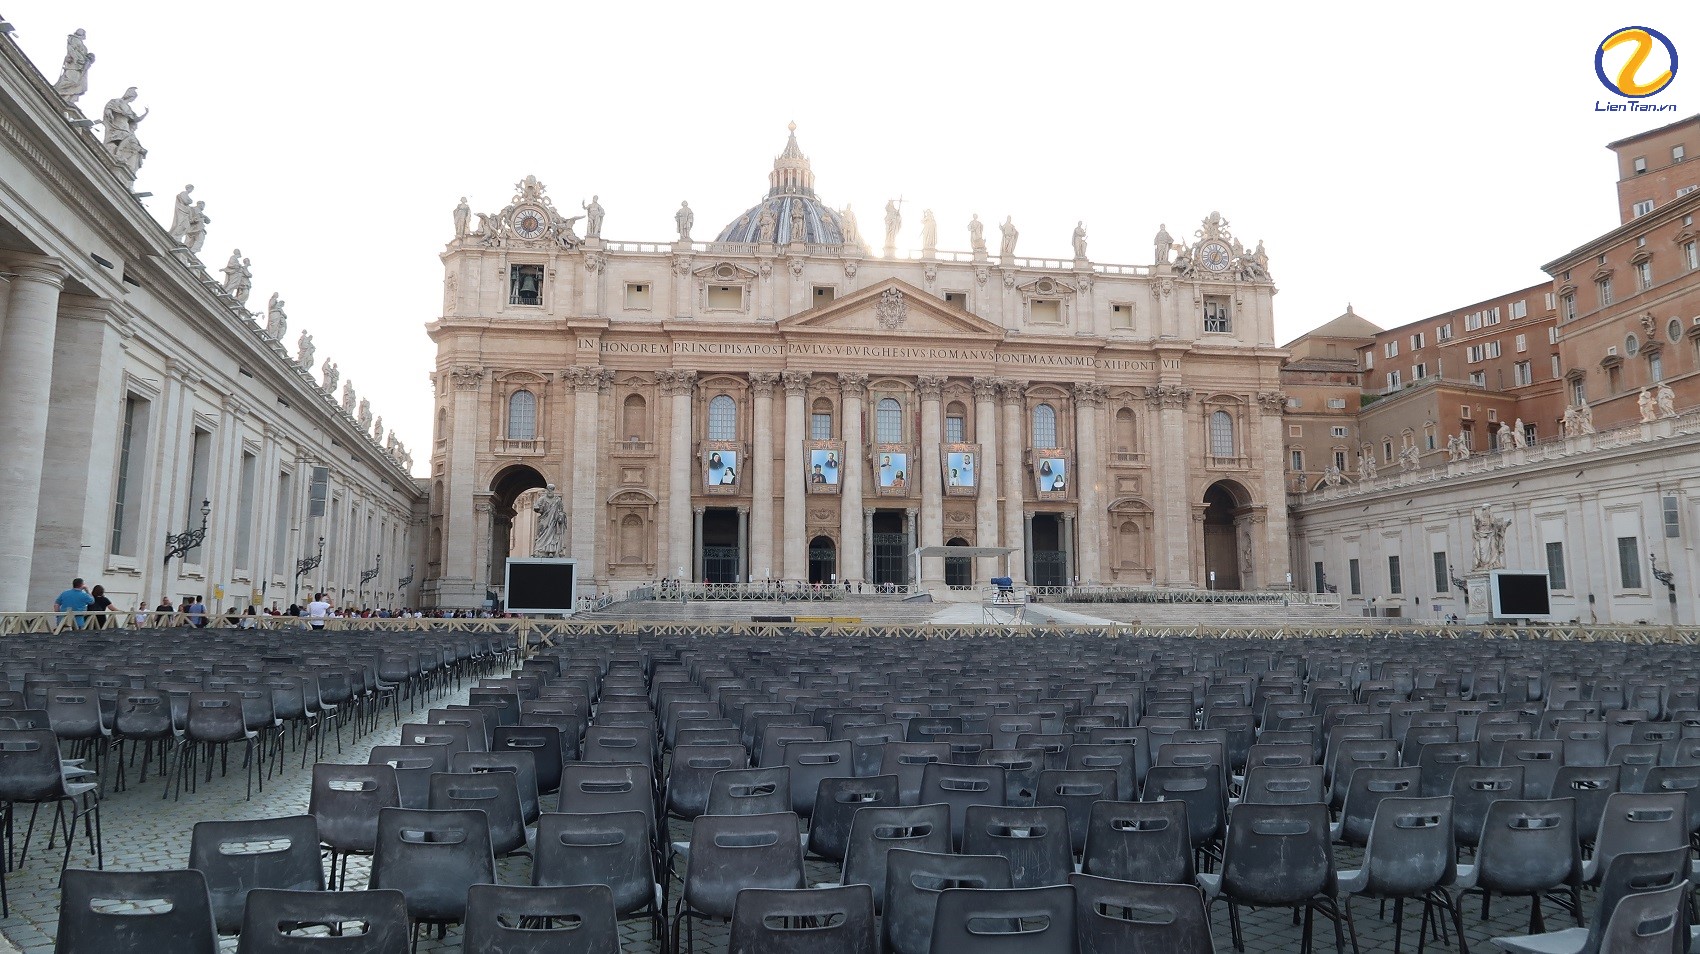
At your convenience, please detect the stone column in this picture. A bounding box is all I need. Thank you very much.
[1255,391,1293,589]
[659,370,697,578]
[917,375,946,586]
[568,367,612,581]
[736,506,749,583]
[863,509,874,587]
[749,373,779,583]
[0,257,64,611]
[780,372,809,580]
[1061,513,1075,585]
[1023,511,1036,583]
[1073,383,1106,584]
[839,373,868,583]
[691,508,705,581]
[999,379,1028,585]
[440,366,485,606]
[1150,384,1195,585]
[472,495,493,601]
[972,378,1001,581]
[904,508,918,587]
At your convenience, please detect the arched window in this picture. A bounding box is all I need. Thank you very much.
[1114,407,1137,453]
[436,408,448,440]
[622,394,648,442]
[944,401,968,443]
[619,514,644,563]
[1031,403,1057,447]
[1209,410,1234,458]
[810,398,834,440]
[876,397,903,443]
[507,390,537,441]
[1118,520,1143,568]
[707,395,737,441]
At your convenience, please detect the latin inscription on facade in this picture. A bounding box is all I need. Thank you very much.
[574,336,1161,371]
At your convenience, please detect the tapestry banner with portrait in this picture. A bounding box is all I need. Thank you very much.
[873,445,915,498]
[806,440,844,495]
[1032,449,1070,500]
[703,441,744,495]
[943,444,981,498]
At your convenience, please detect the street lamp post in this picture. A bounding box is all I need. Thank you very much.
[295,536,325,600]
[1650,553,1677,624]
[163,499,211,567]
[358,554,382,605]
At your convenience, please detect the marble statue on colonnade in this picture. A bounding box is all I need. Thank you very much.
[296,330,314,371]
[53,28,94,107]
[676,201,694,242]
[1072,221,1087,260]
[221,249,253,304]
[101,86,147,173]
[265,293,287,340]
[1000,216,1019,259]
[1471,504,1510,571]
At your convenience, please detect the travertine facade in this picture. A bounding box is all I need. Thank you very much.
[426,129,1292,607]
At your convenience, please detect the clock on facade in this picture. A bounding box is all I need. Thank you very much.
[1201,241,1232,273]
[511,206,549,241]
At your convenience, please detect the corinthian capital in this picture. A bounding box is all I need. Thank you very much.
[996,378,1027,404]
[838,372,869,397]
[449,366,484,391]
[655,369,698,396]
[781,370,811,393]
[748,371,781,395]
[916,375,947,399]
[1072,383,1107,407]
[972,376,999,400]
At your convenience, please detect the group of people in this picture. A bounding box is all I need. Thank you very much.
[49,576,470,630]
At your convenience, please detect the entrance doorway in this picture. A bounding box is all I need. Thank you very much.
[1202,482,1242,590]
[1031,513,1067,587]
[871,511,906,587]
[701,508,740,583]
[808,536,837,585]
[944,537,973,588]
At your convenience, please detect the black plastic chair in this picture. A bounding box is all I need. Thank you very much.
[1450,764,1525,851]
[1592,880,1688,954]
[493,723,565,796]
[1334,795,1463,954]
[983,746,1046,806]
[674,811,805,954]
[559,762,657,830]
[807,774,898,862]
[1140,764,1226,859]
[962,804,1073,888]
[1070,873,1216,954]
[187,815,323,935]
[881,849,1012,954]
[0,726,103,876]
[705,766,791,816]
[1581,791,1689,885]
[1237,764,1326,805]
[56,867,217,954]
[726,884,877,954]
[1197,801,1350,953]
[879,741,950,805]
[1489,846,1689,954]
[533,810,663,942]
[365,743,447,810]
[832,802,951,914]
[308,762,399,890]
[928,884,1077,954]
[368,807,495,944]
[234,886,410,954]
[1082,798,1195,884]
[1451,796,1582,934]
[461,883,620,954]
[428,770,530,858]
[451,749,540,825]
[111,688,175,794]
[920,761,1005,850]
[1332,765,1420,848]
[782,739,853,818]
[665,743,749,821]
[174,691,260,800]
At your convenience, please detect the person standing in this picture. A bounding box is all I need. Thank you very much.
[87,585,113,629]
[153,595,174,627]
[187,594,207,628]
[306,592,331,631]
[54,577,94,629]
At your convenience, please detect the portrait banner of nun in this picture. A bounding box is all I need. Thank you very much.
[705,449,738,489]
[1036,456,1068,495]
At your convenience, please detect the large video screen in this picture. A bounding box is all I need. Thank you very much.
[505,558,577,614]
[1491,572,1551,619]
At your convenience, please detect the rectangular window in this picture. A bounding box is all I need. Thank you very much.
[1572,379,1586,405]
[1465,312,1483,332]
[1486,340,1501,359]
[1598,278,1614,307]
[1665,494,1681,538]
[1410,332,1425,350]
[624,282,652,309]
[1385,341,1399,358]
[1561,294,1577,322]
[1676,145,1687,162]
[1545,292,1556,310]
[1286,397,1302,409]
[1679,185,1698,197]
[1468,345,1484,363]
[1637,261,1653,290]
[1634,156,1648,173]
[1314,561,1326,593]
[1110,302,1133,328]
[1551,355,1562,379]
[945,415,965,444]
[1469,371,1486,386]
[810,412,833,441]
[1386,370,1402,390]
[1327,398,1347,409]
[1437,323,1454,341]
[1412,363,1427,380]
[110,394,150,556]
[1632,200,1655,218]
[1202,296,1231,333]
[1510,300,1527,319]
[1546,541,1567,590]
[1290,449,1304,471]
[706,284,743,310]
[272,470,293,573]
[1687,242,1699,270]
[1548,326,1559,344]
[1387,555,1402,595]
[944,291,967,309]
[1364,350,1373,370]
[1650,354,1663,382]
[1433,551,1448,593]
[1515,333,1527,352]
[1513,361,1533,387]
[1029,299,1061,323]
[235,451,257,570]
[812,285,836,304]
[1330,426,1348,438]
[187,429,213,547]
[1618,536,1643,588]
[1333,450,1347,470]
[1348,559,1361,595]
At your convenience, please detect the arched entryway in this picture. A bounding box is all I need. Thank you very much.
[1202,479,1252,590]
[489,464,549,585]
[808,535,837,585]
[944,537,973,588]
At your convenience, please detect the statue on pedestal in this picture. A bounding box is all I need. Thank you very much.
[1639,388,1658,423]
[452,197,470,239]
[183,201,210,254]
[1356,453,1377,480]
[533,483,566,557]
[1657,382,1677,418]
[264,293,287,340]
[789,198,806,242]
[1562,405,1580,437]
[840,205,862,248]
[372,416,383,443]
[999,216,1019,259]
[357,398,372,430]
[1153,223,1173,265]
[1321,464,1345,488]
[1072,221,1088,260]
[1400,440,1420,471]
[54,29,96,107]
[341,381,355,413]
[675,200,694,242]
[581,195,604,239]
[321,359,339,394]
[1578,403,1595,434]
[1496,422,1513,449]
[1510,419,1526,449]
[220,249,252,304]
[168,185,195,244]
[1471,504,1511,571]
[920,209,937,252]
[295,330,314,370]
[1445,434,1466,461]
[883,199,902,249]
[968,214,986,256]
[101,87,148,174]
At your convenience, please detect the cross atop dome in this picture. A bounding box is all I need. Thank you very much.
[769,121,815,197]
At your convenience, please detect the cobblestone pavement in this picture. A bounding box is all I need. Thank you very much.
[0,680,1587,954]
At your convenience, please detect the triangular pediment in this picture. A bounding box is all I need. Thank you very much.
[778,278,1005,339]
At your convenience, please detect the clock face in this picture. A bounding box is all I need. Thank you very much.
[1202,241,1232,272]
[511,206,549,241]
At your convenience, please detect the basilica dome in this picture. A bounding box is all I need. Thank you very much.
[716,124,850,246]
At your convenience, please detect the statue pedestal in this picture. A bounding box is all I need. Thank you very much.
[1464,571,1493,625]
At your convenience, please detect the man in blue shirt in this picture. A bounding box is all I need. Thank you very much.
[54,578,94,629]
[187,595,207,627]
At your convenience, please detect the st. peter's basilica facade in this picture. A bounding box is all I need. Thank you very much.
[424,127,1289,608]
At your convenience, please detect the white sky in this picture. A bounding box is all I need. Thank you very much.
[13,2,1694,475]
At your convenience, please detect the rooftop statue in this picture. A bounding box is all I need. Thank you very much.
[452,197,470,239]
[101,86,147,174]
[168,185,195,244]
[968,214,986,256]
[220,249,253,304]
[1072,221,1087,260]
[264,293,287,340]
[676,200,694,242]
[1153,223,1172,264]
[999,216,1019,259]
[920,209,937,252]
[582,195,604,240]
[296,330,315,370]
[883,199,902,250]
[53,29,94,107]
[183,201,211,253]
